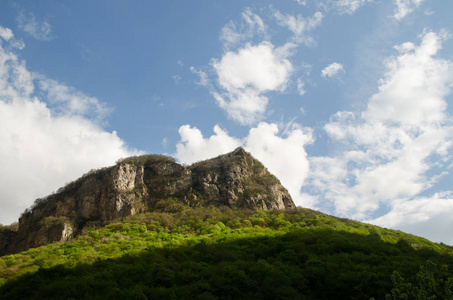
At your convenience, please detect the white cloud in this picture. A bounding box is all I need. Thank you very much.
[175,122,314,208]
[16,11,53,41]
[212,42,293,124]
[0,26,25,51]
[244,122,314,207]
[37,77,113,122]
[220,8,267,49]
[220,21,243,49]
[364,31,450,125]
[176,125,241,165]
[297,78,306,96]
[321,62,345,78]
[0,28,138,225]
[371,193,453,245]
[242,7,266,35]
[202,9,322,125]
[0,27,13,41]
[394,0,426,21]
[335,0,374,14]
[294,0,307,5]
[189,66,210,87]
[308,30,453,227]
[214,42,292,92]
[274,11,323,45]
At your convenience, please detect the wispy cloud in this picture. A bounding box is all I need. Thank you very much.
[16,11,53,41]
[220,7,267,50]
[393,0,426,21]
[335,0,374,14]
[274,11,323,46]
[0,26,24,49]
[37,77,113,122]
[172,75,182,85]
[297,78,306,96]
[294,0,307,5]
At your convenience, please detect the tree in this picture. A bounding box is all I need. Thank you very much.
[386,260,453,299]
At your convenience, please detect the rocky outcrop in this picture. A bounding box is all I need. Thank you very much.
[1,147,295,255]
[0,227,17,256]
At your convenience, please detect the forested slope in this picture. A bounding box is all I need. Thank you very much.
[1,203,452,299]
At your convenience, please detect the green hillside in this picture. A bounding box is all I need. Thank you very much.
[1,201,452,299]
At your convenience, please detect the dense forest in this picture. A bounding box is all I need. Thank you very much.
[1,200,452,299]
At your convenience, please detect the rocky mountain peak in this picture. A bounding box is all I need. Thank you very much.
[0,148,295,255]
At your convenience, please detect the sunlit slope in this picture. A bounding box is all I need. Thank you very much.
[1,204,452,299]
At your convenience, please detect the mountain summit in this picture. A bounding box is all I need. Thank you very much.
[1,147,294,255]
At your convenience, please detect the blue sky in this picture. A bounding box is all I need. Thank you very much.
[1,0,453,244]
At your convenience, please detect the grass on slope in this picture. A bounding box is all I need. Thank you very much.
[1,200,452,299]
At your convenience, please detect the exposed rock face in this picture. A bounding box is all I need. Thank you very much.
[1,147,295,255]
[0,228,17,255]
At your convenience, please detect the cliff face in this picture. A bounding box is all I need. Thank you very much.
[2,147,295,255]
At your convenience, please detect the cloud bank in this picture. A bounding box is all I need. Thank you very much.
[306,30,453,242]
[187,11,453,244]
[0,27,138,224]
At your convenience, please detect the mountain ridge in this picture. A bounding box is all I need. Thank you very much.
[0,148,452,298]
[0,147,295,255]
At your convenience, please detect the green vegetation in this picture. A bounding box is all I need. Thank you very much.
[117,154,176,167]
[1,204,452,299]
[0,223,18,232]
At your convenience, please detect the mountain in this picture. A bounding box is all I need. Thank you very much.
[0,148,452,299]
[0,147,294,255]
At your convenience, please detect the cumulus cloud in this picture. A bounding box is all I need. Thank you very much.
[16,11,53,41]
[321,62,345,78]
[214,42,292,92]
[199,9,325,125]
[212,42,293,124]
[394,0,426,21]
[175,122,314,207]
[175,125,241,165]
[364,31,450,125]
[244,123,314,207]
[0,28,138,225]
[306,30,453,243]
